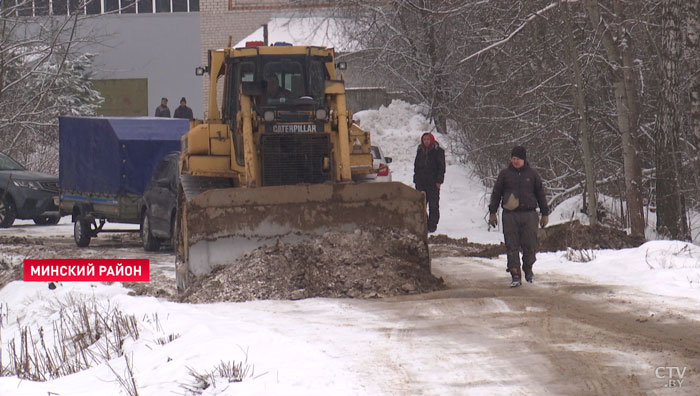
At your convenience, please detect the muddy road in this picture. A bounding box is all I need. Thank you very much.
[1,223,699,394]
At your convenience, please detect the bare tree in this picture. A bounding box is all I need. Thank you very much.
[688,0,700,143]
[655,0,690,240]
[582,0,645,237]
[327,0,698,239]
[334,0,481,135]
[563,0,597,225]
[0,1,102,172]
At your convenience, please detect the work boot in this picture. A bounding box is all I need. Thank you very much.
[508,266,521,287]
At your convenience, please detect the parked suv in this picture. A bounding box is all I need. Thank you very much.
[0,152,60,227]
[140,152,179,251]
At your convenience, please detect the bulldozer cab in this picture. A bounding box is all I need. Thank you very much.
[215,48,341,186]
[238,53,327,105]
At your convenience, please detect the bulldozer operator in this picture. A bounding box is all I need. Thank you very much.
[264,74,291,102]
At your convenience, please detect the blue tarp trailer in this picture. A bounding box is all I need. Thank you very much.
[58,116,189,247]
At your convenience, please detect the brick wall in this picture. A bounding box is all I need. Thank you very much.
[199,0,277,111]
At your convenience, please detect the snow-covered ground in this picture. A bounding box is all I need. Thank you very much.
[357,100,700,302]
[1,101,700,395]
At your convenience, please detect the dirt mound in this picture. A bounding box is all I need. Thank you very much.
[428,234,505,258]
[0,235,38,245]
[428,221,645,259]
[428,234,470,246]
[180,228,444,303]
[538,221,646,252]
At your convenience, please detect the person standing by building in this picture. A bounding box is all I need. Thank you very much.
[413,132,446,233]
[155,97,171,117]
[488,146,549,287]
[173,97,194,120]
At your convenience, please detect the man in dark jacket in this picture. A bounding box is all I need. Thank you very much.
[173,97,194,119]
[155,97,171,118]
[413,132,446,233]
[488,146,549,287]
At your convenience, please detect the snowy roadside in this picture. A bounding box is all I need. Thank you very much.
[1,100,700,395]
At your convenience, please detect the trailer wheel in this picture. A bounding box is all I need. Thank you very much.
[141,212,161,252]
[74,217,92,247]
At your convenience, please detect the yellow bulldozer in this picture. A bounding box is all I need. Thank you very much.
[175,41,429,292]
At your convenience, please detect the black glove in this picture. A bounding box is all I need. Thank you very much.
[488,213,498,228]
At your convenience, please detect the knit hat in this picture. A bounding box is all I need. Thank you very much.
[511,146,526,160]
[180,97,187,104]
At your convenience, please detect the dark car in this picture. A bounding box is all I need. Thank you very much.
[0,151,61,227]
[140,152,179,251]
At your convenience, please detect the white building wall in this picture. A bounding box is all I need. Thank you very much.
[83,12,203,118]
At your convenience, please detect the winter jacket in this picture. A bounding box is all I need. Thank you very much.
[173,105,193,120]
[413,133,446,189]
[488,162,549,215]
[155,105,171,118]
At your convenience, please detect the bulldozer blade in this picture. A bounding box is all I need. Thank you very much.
[176,179,428,292]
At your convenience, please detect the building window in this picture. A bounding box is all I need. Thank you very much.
[155,0,170,13]
[137,0,152,13]
[69,0,83,14]
[104,0,119,13]
[13,0,199,15]
[17,0,33,16]
[52,0,67,15]
[35,0,50,15]
[121,0,136,13]
[86,0,101,14]
[172,0,186,12]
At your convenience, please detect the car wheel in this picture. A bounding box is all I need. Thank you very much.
[141,212,161,252]
[33,216,61,225]
[74,218,92,247]
[0,196,16,228]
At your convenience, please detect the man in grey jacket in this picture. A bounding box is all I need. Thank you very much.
[488,146,549,287]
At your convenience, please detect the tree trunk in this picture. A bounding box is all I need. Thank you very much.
[584,0,645,237]
[688,0,700,141]
[423,1,448,135]
[656,0,690,240]
[563,2,597,225]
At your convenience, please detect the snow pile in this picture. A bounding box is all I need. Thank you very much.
[235,17,356,51]
[355,100,502,244]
